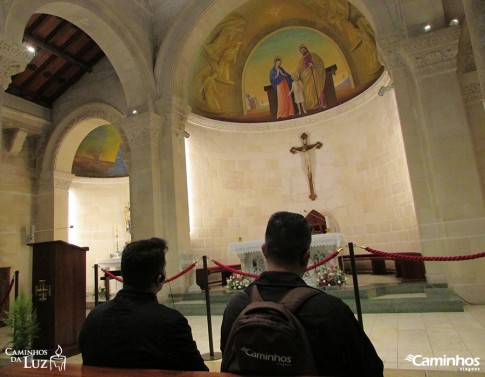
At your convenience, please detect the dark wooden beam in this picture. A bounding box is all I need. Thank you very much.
[23,32,92,73]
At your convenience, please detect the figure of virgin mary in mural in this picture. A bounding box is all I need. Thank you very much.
[269,57,295,119]
[296,45,326,110]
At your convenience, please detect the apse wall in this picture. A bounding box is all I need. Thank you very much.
[185,75,421,263]
[68,177,130,298]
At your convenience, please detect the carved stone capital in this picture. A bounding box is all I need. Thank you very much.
[0,36,33,90]
[402,27,461,77]
[117,112,162,148]
[376,32,406,71]
[156,96,191,132]
[460,71,482,105]
[38,170,74,191]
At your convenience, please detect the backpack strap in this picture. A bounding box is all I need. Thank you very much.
[250,285,319,313]
[278,286,320,313]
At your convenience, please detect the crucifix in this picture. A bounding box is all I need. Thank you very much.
[290,132,323,201]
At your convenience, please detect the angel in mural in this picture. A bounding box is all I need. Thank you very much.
[269,57,295,119]
[296,45,326,110]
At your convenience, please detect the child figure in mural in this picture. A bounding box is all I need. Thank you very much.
[289,72,306,115]
[269,57,295,119]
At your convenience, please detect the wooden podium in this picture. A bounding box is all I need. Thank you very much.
[30,241,88,357]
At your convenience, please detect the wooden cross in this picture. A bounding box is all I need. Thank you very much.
[290,133,322,201]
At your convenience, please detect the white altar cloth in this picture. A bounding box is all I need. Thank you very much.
[228,233,346,286]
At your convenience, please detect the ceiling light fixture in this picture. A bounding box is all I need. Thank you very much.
[424,24,432,32]
[132,110,138,115]
[26,45,35,53]
[449,18,459,27]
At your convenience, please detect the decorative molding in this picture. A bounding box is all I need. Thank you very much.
[53,171,75,191]
[0,37,33,90]
[5,128,28,156]
[157,96,191,132]
[118,112,162,147]
[402,27,460,77]
[376,32,406,71]
[460,72,482,104]
[188,72,391,132]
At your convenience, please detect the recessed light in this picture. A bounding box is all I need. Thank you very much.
[26,45,35,53]
[449,18,459,27]
[132,110,138,115]
[424,24,432,32]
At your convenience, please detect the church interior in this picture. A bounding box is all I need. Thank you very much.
[0,0,485,375]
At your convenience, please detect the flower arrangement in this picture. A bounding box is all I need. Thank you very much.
[316,264,347,287]
[225,275,252,290]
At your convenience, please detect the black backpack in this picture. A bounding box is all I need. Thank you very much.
[221,285,319,376]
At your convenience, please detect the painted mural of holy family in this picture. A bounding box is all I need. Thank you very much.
[269,45,326,119]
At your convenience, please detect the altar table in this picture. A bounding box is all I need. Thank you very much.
[228,233,345,286]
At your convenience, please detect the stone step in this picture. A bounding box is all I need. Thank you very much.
[166,282,464,316]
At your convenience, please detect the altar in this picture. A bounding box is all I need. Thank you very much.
[228,233,346,286]
[96,257,122,299]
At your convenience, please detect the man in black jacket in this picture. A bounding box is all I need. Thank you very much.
[220,211,383,377]
[79,237,208,371]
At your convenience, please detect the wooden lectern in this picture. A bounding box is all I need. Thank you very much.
[30,241,88,357]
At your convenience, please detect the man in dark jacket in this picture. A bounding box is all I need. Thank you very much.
[220,211,383,377]
[79,237,208,371]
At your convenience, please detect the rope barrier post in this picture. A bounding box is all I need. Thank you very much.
[349,242,364,329]
[94,264,99,307]
[14,270,19,299]
[201,256,222,361]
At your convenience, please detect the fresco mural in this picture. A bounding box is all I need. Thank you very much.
[189,0,383,123]
[72,124,128,178]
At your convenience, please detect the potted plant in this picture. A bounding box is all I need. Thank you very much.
[4,293,40,351]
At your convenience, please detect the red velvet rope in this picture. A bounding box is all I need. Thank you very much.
[210,259,260,278]
[211,250,342,279]
[364,246,485,261]
[0,278,15,308]
[101,260,200,284]
[164,261,198,283]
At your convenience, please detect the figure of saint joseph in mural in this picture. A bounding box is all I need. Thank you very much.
[296,44,326,110]
[269,57,295,119]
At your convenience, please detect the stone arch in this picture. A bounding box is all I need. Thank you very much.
[4,0,155,113]
[35,103,125,242]
[40,102,125,176]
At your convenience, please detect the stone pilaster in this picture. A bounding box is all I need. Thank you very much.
[35,170,75,243]
[156,96,192,293]
[117,112,163,241]
[463,0,485,107]
[379,27,485,302]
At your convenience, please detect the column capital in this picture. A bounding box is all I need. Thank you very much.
[376,32,407,71]
[0,36,33,90]
[402,27,461,77]
[39,169,75,191]
[117,112,162,148]
[461,71,482,105]
[156,96,191,132]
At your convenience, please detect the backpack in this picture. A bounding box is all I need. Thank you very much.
[221,285,320,376]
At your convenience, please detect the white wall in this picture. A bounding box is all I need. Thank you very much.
[185,75,421,264]
[68,177,130,299]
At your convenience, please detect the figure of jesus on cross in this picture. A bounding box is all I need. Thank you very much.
[290,132,323,201]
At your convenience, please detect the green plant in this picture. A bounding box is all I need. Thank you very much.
[92,287,107,300]
[316,264,347,287]
[5,293,40,350]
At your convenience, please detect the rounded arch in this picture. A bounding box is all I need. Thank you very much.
[155,0,403,111]
[40,102,125,177]
[4,0,155,113]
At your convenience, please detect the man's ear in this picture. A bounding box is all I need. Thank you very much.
[261,243,267,257]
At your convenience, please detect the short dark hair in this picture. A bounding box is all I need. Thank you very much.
[121,237,167,290]
[264,211,311,266]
